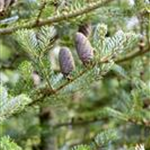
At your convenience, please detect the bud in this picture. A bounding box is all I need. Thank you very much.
[32,71,41,86]
[78,22,92,37]
[59,47,75,77]
[75,32,94,66]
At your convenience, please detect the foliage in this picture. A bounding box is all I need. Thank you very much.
[0,136,22,150]
[0,0,150,150]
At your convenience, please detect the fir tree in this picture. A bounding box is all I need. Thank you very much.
[0,0,150,150]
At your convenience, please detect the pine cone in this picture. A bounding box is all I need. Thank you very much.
[59,47,75,77]
[78,22,92,37]
[75,32,94,66]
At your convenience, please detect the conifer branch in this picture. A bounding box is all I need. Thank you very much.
[0,0,113,35]
[54,111,150,128]
[53,108,150,128]
[1,33,149,120]
[54,117,150,128]
[30,66,93,106]
[54,118,105,128]
[106,108,150,127]
[38,57,54,92]
[116,46,150,63]
[21,45,150,107]
[29,46,150,107]
[35,0,47,24]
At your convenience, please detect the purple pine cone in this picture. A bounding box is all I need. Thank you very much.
[59,47,75,76]
[75,32,94,65]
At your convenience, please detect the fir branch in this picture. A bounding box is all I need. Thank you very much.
[12,45,147,111]
[38,57,54,91]
[105,108,150,127]
[0,136,22,150]
[0,0,113,35]
[29,66,93,106]
[54,110,150,128]
[36,0,47,24]
[116,46,150,63]
[71,130,118,150]
[0,94,32,122]
[32,35,138,104]
[135,144,145,150]
[2,28,147,121]
[54,117,102,128]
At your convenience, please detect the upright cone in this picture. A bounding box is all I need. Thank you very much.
[75,32,94,66]
[59,47,75,77]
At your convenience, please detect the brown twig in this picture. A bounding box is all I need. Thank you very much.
[53,114,150,128]
[0,0,113,35]
[36,0,47,24]
[54,118,101,128]
[116,46,150,63]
